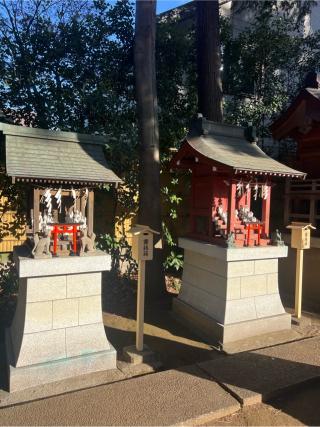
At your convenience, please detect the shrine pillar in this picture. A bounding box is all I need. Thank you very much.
[262,185,271,237]
[227,182,236,235]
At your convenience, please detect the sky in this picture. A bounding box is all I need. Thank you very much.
[156,0,189,14]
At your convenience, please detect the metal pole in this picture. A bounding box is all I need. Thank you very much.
[295,248,304,319]
[136,259,146,351]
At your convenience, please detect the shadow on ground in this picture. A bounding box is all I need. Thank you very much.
[101,273,320,426]
[0,272,319,426]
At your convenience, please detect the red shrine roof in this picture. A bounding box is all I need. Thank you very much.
[271,88,320,140]
[171,118,306,179]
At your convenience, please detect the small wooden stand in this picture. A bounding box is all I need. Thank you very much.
[123,225,160,365]
[287,222,316,319]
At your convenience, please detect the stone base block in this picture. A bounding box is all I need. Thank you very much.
[6,248,117,393]
[176,239,291,347]
[6,330,117,393]
[122,345,160,366]
[173,298,291,349]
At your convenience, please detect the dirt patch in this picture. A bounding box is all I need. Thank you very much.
[101,271,225,369]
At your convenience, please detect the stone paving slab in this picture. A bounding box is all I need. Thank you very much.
[0,365,240,426]
[222,328,301,354]
[198,336,320,406]
[0,358,165,409]
[0,367,126,409]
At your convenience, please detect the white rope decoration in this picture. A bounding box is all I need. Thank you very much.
[236,180,244,197]
[54,188,62,213]
[235,180,270,200]
[262,184,269,200]
[253,181,259,200]
[42,188,52,215]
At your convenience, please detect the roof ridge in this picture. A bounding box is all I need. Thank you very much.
[0,123,108,146]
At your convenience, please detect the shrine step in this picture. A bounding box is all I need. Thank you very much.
[217,224,227,230]
[234,237,270,247]
[234,233,245,241]
[259,239,269,246]
[234,225,245,231]
[215,219,226,227]
[236,235,259,246]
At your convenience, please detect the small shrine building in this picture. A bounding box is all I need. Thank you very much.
[171,117,305,247]
[170,117,305,349]
[0,122,121,256]
[0,123,121,392]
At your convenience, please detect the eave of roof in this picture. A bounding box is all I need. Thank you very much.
[271,88,320,140]
[170,118,305,179]
[185,135,305,178]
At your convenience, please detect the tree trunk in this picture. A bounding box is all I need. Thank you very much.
[196,0,223,122]
[135,0,165,300]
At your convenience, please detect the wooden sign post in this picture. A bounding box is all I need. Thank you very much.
[136,259,146,351]
[294,248,304,319]
[128,224,159,352]
[286,222,315,319]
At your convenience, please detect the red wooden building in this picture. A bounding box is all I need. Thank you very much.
[271,73,320,229]
[171,117,305,247]
[271,85,320,178]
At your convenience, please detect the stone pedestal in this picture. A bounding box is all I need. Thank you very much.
[173,238,291,348]
[6,247,117,392]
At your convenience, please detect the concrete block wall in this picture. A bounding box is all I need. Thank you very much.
[179,249,286,325]
[9,272,109,368]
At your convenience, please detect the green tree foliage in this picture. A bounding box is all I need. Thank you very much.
[0,174,27,242]
[236,0,316,30]
[0,0,139,281]
[155,1,320,142]
[0,0,135,136]
[2,0,317,280]
[0,0,138,216]
[155,0,320,272]
[222,1,320,137]
[156,4,197,153]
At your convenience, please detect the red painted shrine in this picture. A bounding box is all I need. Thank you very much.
[171,117,305,247]
[271,72,320,179]
[271,72,320,229]
[171,118,306,348]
